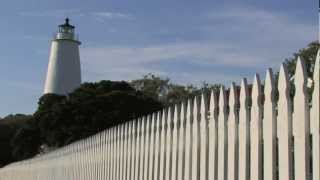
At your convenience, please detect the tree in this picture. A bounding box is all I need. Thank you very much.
[34,80,163,148]
[285,41,319,79]
[10,119,40,161]
[281,41,319,100]
[0,114,32,167]
[131,74,222,105]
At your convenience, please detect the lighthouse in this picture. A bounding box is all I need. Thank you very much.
[44,18,81,95]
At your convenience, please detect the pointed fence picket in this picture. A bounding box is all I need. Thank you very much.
[177,102,186,180]
[293,58,311,180]
[153,111,161,180]
[199,94,208,180]
[0,52,319,180]
[263,69,277,180]
[238,78,250,180]
[250,74,263,180]
[191,96,200,180]
[218,87,228,180]
[171,104,180,180]
[208,91,218,180]
[184,99,193,180]
[148,113,156,180]
[165,107,173,180]
[277,63,294,180]
[227,83,238,180]
[159,109,167,180]
[312,51,320,180]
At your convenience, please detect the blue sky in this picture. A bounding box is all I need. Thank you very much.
[0,0,317,117]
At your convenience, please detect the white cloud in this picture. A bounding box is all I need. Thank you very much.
[80,7,315,85]
[80,42,272,85]
[205,7,315,44]
[92,12,134,20]
[81,42,270,68]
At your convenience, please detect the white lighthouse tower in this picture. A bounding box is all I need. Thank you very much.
[44,18,81,95]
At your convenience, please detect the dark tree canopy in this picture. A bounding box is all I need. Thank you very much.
[10,120,40,161]
[280,41,320,100]
[34,80,163,148]
[0,114,32,167]
[285,41,319,79]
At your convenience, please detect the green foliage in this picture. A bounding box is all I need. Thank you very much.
[10,119,40,161]
[34,80,163,148]
[284,41,319,79]
[277,41,320,100]
[0,114,32,167]
[131,74,222,105]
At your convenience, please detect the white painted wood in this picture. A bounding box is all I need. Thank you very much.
[114,126,119,180]
[94,134,98,180]
[277,63,293,180]
[227,83,239,180]
[171,104,180,180]
[106,130,111,180]
[293,57,311,180]
[177,101,186,180]
[81,138,87,180]
[238,78,250,180]
[76,141,81,180]
[89,135,94,180]
[134,119,141,180]
[91,135,95,180]
[98,131,105,180]
[105,130,110,180]
[250,74,263,180]
[119,124,125,180]
[98,131,103,180]
[159,109,167,180]
[153,111,162,180]
[263,69,277,180]
[165,107,173,180]
[191,96,200,180]
[208,91,218,180]
[81,137,86,180]
[84,137,89,180]
[312,50,320,180]
[123,123,129,180]
[108,128,114,180]
[112,127,117,180]
[95,134,100,180]
[143,115,151,180]
[199,93,208,180]
[148,113,156,180]
[184,99,193,180]
[99,133,103,180]
[92,135,96,180]
[139,117,146,180]
[130,121,137,180]
[126,121,133,180]
[103,130,108,180]
[218,87,228,180]
[105,126,111,180]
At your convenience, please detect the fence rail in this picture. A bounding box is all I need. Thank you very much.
[0,52,319,180]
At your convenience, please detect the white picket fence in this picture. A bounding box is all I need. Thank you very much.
[0,53,319,180]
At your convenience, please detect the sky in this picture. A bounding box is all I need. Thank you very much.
[0,0,317,117]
